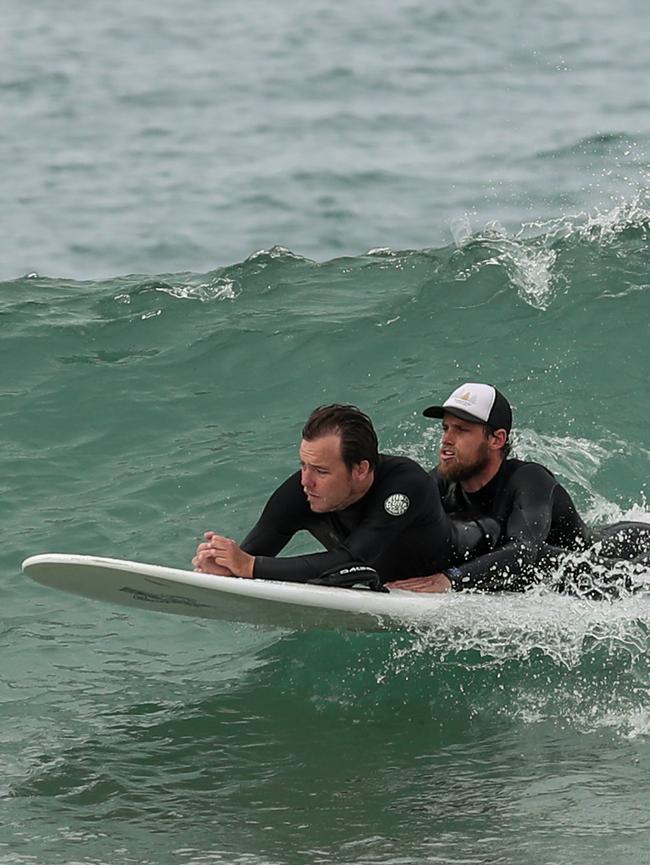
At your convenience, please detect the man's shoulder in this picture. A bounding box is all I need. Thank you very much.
[378,453,432,482]
[500,458,556,486]
[363,454,436,521]
[373,454,438,503]
[256,470,312,527]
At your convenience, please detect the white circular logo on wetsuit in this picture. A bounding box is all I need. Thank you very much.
[384,493,410,516]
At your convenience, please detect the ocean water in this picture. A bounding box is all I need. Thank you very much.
[2,1,650,863]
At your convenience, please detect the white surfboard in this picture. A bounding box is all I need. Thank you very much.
[22,553,452,632]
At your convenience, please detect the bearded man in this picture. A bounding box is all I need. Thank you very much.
[388,383,649,594]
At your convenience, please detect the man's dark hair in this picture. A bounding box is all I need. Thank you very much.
[302,404,379,471]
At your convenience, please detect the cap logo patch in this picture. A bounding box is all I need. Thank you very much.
[384,493,410,516]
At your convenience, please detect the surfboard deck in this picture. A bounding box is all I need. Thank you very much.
[22,553,452,631]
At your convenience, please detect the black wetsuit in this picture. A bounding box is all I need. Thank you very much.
[436,458,650,593]
[241,454,456,583]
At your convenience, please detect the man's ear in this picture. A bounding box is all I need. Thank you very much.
[488,429,508,450]
[352,459,372,481]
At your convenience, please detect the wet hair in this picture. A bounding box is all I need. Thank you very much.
[302,404,379,471]
[484,425,513,459]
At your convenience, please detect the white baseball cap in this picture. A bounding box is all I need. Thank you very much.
[423,383,512,432]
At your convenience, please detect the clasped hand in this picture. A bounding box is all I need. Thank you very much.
[385,573,452,593]
[192,531,255,578]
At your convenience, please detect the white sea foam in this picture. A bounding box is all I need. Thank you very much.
[382,588,650,671]
[246,245,310,262]
[450,190,650,312]
[514,429,649,526]
[585,497,650,526]
[366,247,395,257]
[154,277,239,302]
[449,213,473,248]
[513,428,609,490]
[452,220,559,310]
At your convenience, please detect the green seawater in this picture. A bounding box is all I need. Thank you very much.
[3,0,650,861]
[3,222,650,864]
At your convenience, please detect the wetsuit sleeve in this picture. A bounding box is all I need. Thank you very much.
[251,549,354,582]
[239,472,356,582]
[239,473,306,557]
[444,464,559,592]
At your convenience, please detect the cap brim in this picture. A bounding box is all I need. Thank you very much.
[422,406,485,423]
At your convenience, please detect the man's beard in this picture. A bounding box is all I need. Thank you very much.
[438,442,490,483]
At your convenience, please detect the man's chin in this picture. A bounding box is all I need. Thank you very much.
[438,461,471,483]
[438,456,488,484]
[438,461,458,481]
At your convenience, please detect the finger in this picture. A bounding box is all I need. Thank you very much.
[195,551,219,569]
[209,539,237,555]
[208,549,232,565]
[207,534,228,548]
[391,580,432,592]
[386,579,420,589]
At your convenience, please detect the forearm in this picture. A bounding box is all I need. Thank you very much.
[445,540,540,592]
[253,548,355,582]
[241,524,292,558]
